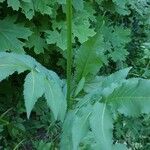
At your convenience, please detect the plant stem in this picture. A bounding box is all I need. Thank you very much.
[66,0,72,109]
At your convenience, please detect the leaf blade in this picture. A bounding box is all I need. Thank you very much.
[90,102,113,150]
[24,71,45,118]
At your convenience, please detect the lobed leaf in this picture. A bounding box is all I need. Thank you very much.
[26,28,48,54]
[84,67,132,95]
[0,17,32,53]
[0,52,66,120]
[107,78,150,116]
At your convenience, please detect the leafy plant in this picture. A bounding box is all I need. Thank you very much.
[0,0,150,149]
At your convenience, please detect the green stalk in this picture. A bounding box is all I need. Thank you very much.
[66,0,72,109]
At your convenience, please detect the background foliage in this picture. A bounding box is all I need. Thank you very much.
[0,0,150,149]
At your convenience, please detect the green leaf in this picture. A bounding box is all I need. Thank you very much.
[101,67,131,87]
[90,102,113,150]
[84,67,131,94]
[0,52,31,81]
[60,105,92,150]
[56,0,66,5]
[73,24,95,43]
[95,0,103,5]
[73,24,95,44]
[33,0,52,16]
[112,0,131,15]
[36,141,51,150]
[113,143,128,150]
[44,76,66,121]
[24,71,45,118]
[0,52,66,120]
[72,105,91,150]
[6,0,54,19]
[7,0,20,10]
[75,34,106,82]
[107,78,150,116]
[20,1,34,20]
[73,9,96,43]
[26,28,48,54]
[46,30,67,50]
[112,26,131,47]
[0,17,32,53]
[74,77,85,97]
[5,0,34,19]
[60,112,74,150]
[99,24,131,62]
[73,0,84,11]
